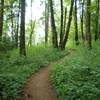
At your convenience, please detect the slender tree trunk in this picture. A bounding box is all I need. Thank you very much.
[80,0,85,43]
[60,0,74,49]
[28,21,36,47]
[20,0,26,56]
[28,0,34,46]
[50,0,58,48]
[15,1,20,48]
[59,0,63,45]
[15,11,19,47]
[86,0,92,48]
[0,0,4,40]
[11,4,14,41]
[63,7,67,35]
[95,0,99,41]
[45,0,49,44]
[74,0,79,45]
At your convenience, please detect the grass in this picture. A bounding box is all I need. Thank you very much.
[51,41,100,100]
[0,45,66,100]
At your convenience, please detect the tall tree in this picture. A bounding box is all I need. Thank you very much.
[50,0,58,48]
[86,0,92,48]
[80,0,85,43]
[45,0,49,44]
[15,7,20,47]
[63,7,67,35]
[74,0,79,45]
[59,0,64,46]
[10,4,14,41]
[20,0,26,56]
[27,0,35,46]
[95,0,99,41]
[60,0,74,49]
[28,20,36,47]
[0,0,4,39]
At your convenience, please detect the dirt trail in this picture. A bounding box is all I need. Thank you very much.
[21,62,58,100]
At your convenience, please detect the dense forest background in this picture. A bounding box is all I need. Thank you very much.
[0,0,100,100]
[0,0,100,54]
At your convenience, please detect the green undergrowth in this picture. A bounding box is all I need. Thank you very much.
[0,45,66,100]
[52,41,100,100]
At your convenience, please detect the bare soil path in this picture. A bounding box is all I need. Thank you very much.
[21,62,58,100]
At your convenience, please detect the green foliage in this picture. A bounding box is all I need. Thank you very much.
[0,46,66,100]
[52,41,100,100]
[0,75,25,100]
[0,36,15,52]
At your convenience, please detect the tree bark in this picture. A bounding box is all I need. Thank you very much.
[45,0,49,45]
[0,0,4,39]
[28,0,34,47]
[63,7,67,35]
[28,21,36,47]
[20,0,26,56]
[86,0,92,48]
[50,0,58,48]
[80,0,85,43]
[10,4,14,41]
[95,0,99,41]
[15,1,20,48]
[59,0,63,46]
[74,0,79,45]
[60,0,74,49]
[15,11,19,47]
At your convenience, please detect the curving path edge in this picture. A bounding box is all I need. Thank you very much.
[21,62,58,100]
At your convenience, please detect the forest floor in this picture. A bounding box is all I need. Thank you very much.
[21,49,74,100]
[21,61,59,100]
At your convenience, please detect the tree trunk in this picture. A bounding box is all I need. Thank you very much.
[20,0,26,56]
[0,0,4,40]
[63,7,67,35]
[15,11,19,47]
[15,1,20,48]
[60,0,74,49]
[74,0,79,45]
[95,0,99,41]
[45,0,49,45]
[28,0,34,47]
[28,21,36,47]
[50,0,58,48]
[80,0,85,43]
[59,0,63,46]
[86,0,92,48]
[11,4,14,41]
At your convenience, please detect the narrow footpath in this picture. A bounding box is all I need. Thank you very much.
[21,62,58,100]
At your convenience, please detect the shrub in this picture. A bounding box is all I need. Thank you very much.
[0,36,15,51]
[52,41,100,100]
[0,75,25,100]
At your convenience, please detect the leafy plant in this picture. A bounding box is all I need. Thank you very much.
[52,41,100,100]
